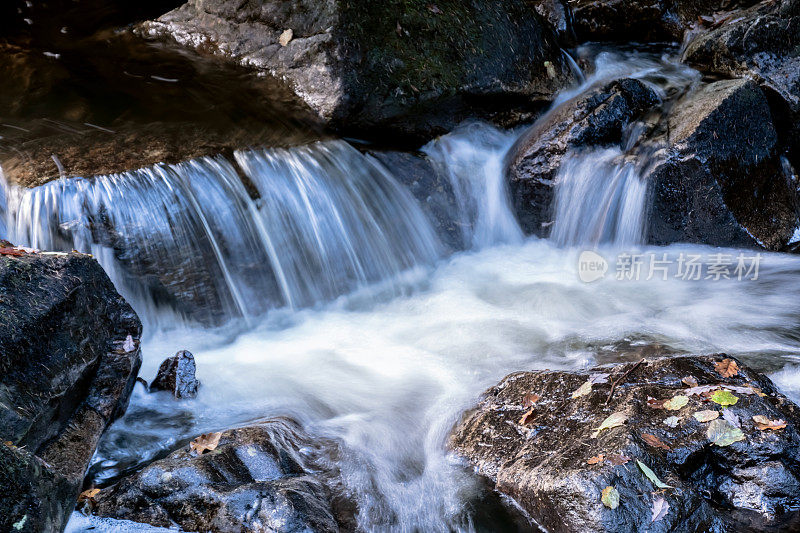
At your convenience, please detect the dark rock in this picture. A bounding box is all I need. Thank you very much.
[568,0,761,42]
[0,251,142,532]
[368,150,463,251]
[683,0,800,170]
[646,78,799,250]
[450,354,800,533]
[138,0,576,143]
[150,350,200,399]
[506,78,661,236]
[93,418,353,532]
[533,0,577,47]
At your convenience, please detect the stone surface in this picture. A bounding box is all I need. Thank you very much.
[568,0,760,42]
[450,354,800,533]
[138,0,575,142]
[93,418,353,532]
[506,78,660,236]
[0,250,143,532]
[683,0,800,170]
[646,78,799,250]
[150,350,200,399]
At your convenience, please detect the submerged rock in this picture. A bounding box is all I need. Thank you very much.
[450,354,800,532]
[0,250,142,532]
[647,78,799,250]
[138,0,575,142]
[93,418,353,532]
[150,350,200,399]
[506,78,660,236]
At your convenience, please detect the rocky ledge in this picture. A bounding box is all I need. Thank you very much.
[450,355,800,532]
[0,248,142,532]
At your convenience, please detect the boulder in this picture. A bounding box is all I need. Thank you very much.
[568,0,760,42]
[150,350,200,399]
[93,418,354,532]
[450,354,800,532]
[683,0,800,170]
[137,0,576,142]
[533,0,577,47]
[506,78,660,236]
[646,78,799,250]
[0,249,142,532]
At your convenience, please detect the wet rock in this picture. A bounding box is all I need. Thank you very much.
[683,0,800,169]
[150,350,200,399]
[646,78,799,250]
[93,418,353,532]
[138,0,575,143]
[568,0,760,42]
[450,354,800,532]
[533,0,577,46]
[368,150,463,251]
[0,251,142,532]
[506,78,660,236]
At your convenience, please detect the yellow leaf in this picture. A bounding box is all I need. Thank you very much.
[693,410,720,422]
[591,412,627,438]
[601,486,620,509]
[663,395,689,411]
[190,432,222,455]
[572,380,593,399]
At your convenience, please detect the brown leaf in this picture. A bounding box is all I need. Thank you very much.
[78,488,101,502]
[641,433,670,450]
[715,358,739,378]
[522,393,540,408]
[587,454,605,465]
[0,247,26,256]
[647,397,666,409]
[682,375,699,388]
[190,432,222,455]
[518,408,535,426]
[752,415,787,431]
[606,453,631,465]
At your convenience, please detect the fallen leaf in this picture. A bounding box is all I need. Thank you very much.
[706,419,745,446]
[682,375,699,388]
[78,488,101,502]
[693,410,720,422]
[590,373,611,384]
[278,28,293,46]
[601,486,620,509]
[663,395,689,411]
[0,247,26,256]
[710,389,738,406]
[123,334,135,352]
[651,496,670,522]
[715,358,739,378]
[663,416,680,428]
[518,408,535,426]
[684,385,720,397]
[591,412,627,438]
[190,432,222,455]
[606,453,631,465]
[647,397,666,409]
[522,393,540,407]
[642,433,670,450]
[637,460,673,489]
[587,454,605,465]
[752,415,787,431]
[572,381,593,399]
[722,409,741,428]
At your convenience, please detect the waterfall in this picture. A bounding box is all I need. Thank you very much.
[1,141,442,328]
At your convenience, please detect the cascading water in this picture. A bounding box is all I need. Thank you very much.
[0,47,797,533]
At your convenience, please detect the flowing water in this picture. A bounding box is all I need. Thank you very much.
[1,48,800,532]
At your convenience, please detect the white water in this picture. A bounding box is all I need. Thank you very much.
[2,48,798,532]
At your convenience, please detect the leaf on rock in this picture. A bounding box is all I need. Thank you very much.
[637,460,673,489]
[722,409,741,428]
[752,415,787,431]
[682,375,699,388]
[278,28,293,46]
[651,497,670,522]
[519,408,535,426]
[715,358,739,378]
[0,247,26,256]
[663,395,689,411]
[572,381,593,399]
[607,453,631,465]
[663,416,680,428]
[693,410,720,422]
[642,433,670,450]
[591,412,627,438]
[706,419,745,446]
[522,393,540,407]
[123,334,135,352]
[78,488,101,502]
[190,432,222,455]
[587,454,605,465]
[647,397,666,409]
[601,486,620,509]
[684,385,719,397]
[711,389,738,406]
[590,372,611,384]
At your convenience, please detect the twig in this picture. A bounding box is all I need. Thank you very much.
[606,358,646,405]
